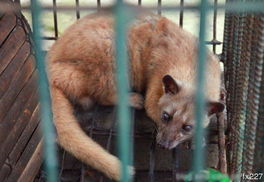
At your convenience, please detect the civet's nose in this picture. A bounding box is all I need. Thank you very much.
[157,138,174,150]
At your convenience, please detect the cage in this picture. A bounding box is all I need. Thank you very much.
[0,0,263,182]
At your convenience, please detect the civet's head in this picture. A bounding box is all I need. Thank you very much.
[156,75,224,149]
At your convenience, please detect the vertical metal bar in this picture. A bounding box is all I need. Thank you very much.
[149,136,156,182]
[75,0,80,19]
[99,131,113,182]
[97,0,101,11]
[52,0,58,38]
[192,0,208,181]
[138,0,142,6]
[179,0,184,27]
[157,0,161,15]
[212,0,218,53]
[30,0,58,182]
[172,148,180,182]
[114,2,132,182]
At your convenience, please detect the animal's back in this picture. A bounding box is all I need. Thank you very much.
[48,11,221,103]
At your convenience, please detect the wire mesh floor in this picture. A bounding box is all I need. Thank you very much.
[34,103,225,182]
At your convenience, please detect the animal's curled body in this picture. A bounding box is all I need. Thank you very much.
[48,11,224,181]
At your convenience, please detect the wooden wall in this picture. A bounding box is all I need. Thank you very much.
[0,1,42,181]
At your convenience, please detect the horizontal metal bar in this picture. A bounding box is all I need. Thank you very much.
[1,2,264,13]
[43,36,57,40]
[43,36,222,45]
[205,40,222,45]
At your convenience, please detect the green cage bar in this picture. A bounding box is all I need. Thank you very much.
[114,1,133,182]
[192,0,208,181]
[30,0,58,181]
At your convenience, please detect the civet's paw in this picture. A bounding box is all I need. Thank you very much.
[130,92,144,109]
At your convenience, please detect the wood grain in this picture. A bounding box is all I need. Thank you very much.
[9,105,40,165]
[5,124,42,182]
[17,140,43,182]
[0,55,35,121]
[0,42,31,98]
[0,26,26,75]
[0,72,38,167]
[0,13,16,46]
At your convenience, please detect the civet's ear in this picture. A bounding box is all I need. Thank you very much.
[162,75,180,95]
[207,102,225,116]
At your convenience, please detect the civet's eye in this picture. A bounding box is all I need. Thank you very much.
[182,124,193,132]
[161,112,171,122]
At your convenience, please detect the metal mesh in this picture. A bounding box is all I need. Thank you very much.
[222,0,264,179]
[25,0,224,53]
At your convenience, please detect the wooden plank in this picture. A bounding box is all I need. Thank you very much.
[0,42,31,98]
[0,55,35,121]
[5,124,42,182]
[0,13,16,46]
[0,70,38,143]
[9,105,40,165]
[17,140,43,182]
[0,71,38,154]
[0,163,12,182]
[0,95,39,171]
[0,95,39,173]
[0,26,26,75]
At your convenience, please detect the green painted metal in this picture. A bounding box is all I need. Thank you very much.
[114,1,133,182]
[30,0,58,182]
[192,0,208,181]
[185,168,231,182]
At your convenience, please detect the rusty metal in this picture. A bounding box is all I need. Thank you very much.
[222,6,236,140]
[242,14,264,175]
[228,13,244,176]
[221,3,235,174]
[253,37,264,173]
[232,13,254,177]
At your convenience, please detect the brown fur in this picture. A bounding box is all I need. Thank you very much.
[47,11,222,181]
